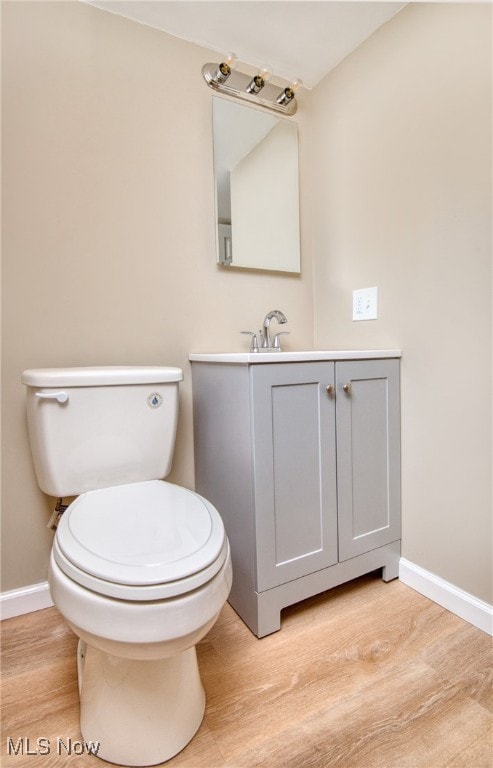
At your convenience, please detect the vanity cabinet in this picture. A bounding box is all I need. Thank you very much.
[190,354,401,637]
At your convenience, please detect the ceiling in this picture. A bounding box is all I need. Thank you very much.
[83,1,406,88]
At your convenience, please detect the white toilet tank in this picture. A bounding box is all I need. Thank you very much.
[21,366,183,497]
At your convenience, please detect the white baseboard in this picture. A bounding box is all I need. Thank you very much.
[0,581,53,620]
[399,558,493,636]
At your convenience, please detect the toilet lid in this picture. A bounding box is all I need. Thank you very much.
[55,480,226,589]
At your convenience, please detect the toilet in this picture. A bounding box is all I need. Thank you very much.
[21,366,232,767]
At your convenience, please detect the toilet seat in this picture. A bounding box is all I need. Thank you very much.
[54,480,227,601]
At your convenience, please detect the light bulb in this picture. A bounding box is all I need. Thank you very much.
[276,78,302,106]
[246,66,273,95]
[214,52,238,84]
[224,52,238,70]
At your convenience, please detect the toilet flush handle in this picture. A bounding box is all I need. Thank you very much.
[35,391,69,404]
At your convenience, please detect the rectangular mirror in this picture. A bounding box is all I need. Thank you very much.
[213,97,301,273]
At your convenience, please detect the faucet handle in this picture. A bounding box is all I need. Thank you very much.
[241,331,259,352]
[273,331,290,350]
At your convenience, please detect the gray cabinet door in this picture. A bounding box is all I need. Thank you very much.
[251,363,338,591]
[336,359,401,561]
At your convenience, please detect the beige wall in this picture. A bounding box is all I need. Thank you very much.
[311,3,492,602]
[1,1,314,591]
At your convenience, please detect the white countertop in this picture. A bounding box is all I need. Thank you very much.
[189,350,401,364]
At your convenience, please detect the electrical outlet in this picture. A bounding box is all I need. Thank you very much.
[353,287,378,321]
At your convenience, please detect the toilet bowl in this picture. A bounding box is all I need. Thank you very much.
[21,366,233,766]
[49,480,232,766]
[50,480,232,660]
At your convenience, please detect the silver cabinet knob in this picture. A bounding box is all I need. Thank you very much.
[343,383,352,394]
[326,385,335,396]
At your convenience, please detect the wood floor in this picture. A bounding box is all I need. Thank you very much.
[1,574,492,767]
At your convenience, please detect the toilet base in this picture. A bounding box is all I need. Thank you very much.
[77,640,206,766]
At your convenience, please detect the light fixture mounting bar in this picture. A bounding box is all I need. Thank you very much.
[202,63,297,116]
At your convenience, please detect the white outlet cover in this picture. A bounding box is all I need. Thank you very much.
[353,287,378,321]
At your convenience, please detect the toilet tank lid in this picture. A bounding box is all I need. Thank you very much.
[21,366,183,387]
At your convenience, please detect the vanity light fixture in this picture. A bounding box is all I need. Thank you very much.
[202,55,301,115]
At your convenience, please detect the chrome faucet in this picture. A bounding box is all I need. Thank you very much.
[241,309,289,352]
[262,309,288,349]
